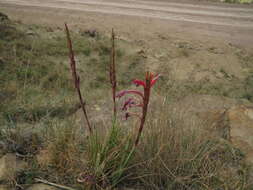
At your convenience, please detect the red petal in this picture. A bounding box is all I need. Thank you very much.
[133,79,146,87]
[151,74,160,87]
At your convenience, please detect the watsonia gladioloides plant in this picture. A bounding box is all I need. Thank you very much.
[116,72,160,146]
[64,24,159,145]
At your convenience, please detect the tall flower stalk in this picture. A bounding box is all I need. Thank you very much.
[65,23,92,134]
[117,72,160,146]
[109,29,117,119]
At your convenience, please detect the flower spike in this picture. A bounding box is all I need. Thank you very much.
[116,71,160,146]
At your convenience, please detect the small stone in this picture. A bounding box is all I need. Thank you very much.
[26,30,36,36]
[26,184,58,190]
[0,154,27,182]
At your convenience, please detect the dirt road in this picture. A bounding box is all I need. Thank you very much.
[1,0,253,27]
[1,0,253,48]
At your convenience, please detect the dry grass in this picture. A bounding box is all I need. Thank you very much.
[129,104,249,189]
[36,102,250,189]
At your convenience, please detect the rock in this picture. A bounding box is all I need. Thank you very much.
[0,12,8,22]
[198,105,253,164]
[26,184,58,190]
[0,154,27,182]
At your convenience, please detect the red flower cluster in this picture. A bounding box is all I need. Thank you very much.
[117,73,160,120]
[116,72,160,145]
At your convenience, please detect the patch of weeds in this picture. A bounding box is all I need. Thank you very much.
[0,23,23,41]
[83,47,91,56]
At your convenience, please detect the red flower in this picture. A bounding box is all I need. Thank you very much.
[133,74,160,88]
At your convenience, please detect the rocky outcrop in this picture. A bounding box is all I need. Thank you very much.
[171,95,253,164]
[197,105,253,164]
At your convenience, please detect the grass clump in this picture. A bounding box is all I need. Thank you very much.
[83,124,135,188]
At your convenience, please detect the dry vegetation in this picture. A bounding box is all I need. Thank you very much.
[0,12,253,189]
[221,0,253,3]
